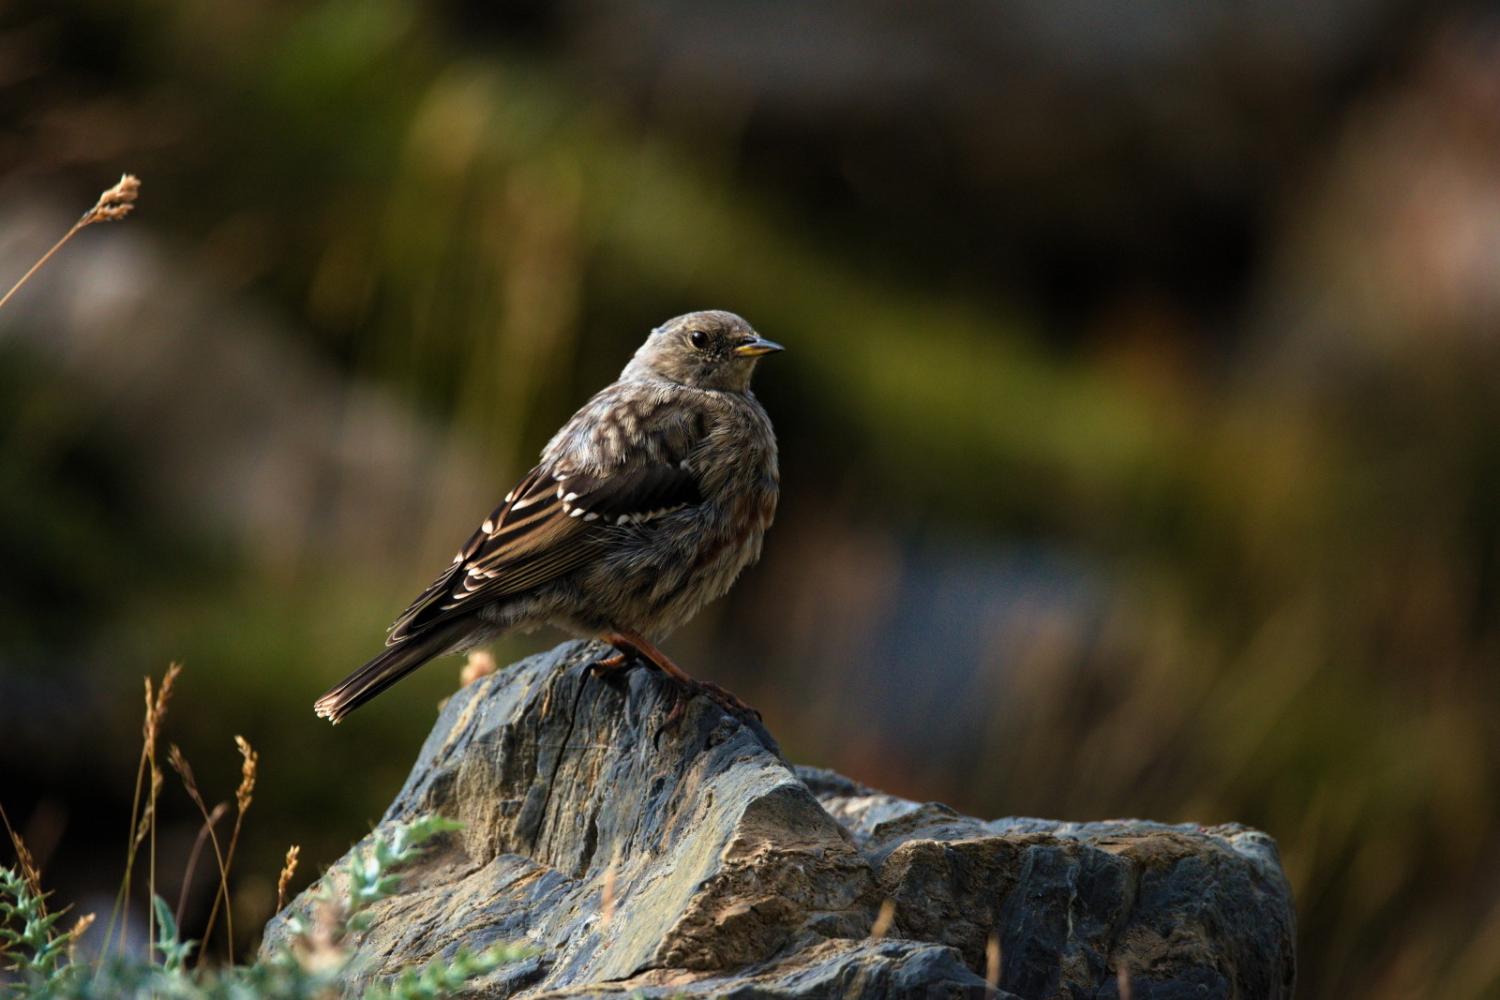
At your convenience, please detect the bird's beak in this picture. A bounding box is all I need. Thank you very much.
[733,336,785,357]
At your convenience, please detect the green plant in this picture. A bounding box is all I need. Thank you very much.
[0,867,89,990]
[1,815,525,999]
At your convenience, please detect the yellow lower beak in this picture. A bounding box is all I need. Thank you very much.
[733,337,785,357]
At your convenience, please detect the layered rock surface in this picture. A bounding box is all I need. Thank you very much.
[267,641,1295,998]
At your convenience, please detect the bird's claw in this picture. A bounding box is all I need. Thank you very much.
[656,679,760,737]
[593,631,761,737]
[695,679,762,721]
[661,692,690,729]
[589,650,630,675]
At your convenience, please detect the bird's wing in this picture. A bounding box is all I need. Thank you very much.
[386,404,703,644]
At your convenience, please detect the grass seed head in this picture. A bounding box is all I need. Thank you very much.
[67,912,95,961]
[167,744,198,800]
[276,845,301,912]
[233,736,257,815]
[0,171,141,316]
[0,803,44,908]
[141,664,181,763]
[83,174,140,225]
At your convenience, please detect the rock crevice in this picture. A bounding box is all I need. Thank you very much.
[267,641,1295,999]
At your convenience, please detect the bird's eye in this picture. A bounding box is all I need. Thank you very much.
[690,330,708,349]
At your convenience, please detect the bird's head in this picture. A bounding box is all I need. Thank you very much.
[622,310,783,392]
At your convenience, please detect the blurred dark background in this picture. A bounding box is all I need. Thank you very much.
[2,1,1498,995]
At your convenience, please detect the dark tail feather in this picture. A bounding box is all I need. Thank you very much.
[314,620,471,724]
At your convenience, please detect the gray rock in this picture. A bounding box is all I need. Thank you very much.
[266,641,1294,999]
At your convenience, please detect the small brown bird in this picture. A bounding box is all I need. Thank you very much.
[314,310,781,724]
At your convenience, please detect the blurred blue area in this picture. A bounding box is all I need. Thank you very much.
[849,542,1101,758]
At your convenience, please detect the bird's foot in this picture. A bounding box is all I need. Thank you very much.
[694,679,762,721]
[601,629,762,729]
[658,678,762,732]
[661,690,690,730]
[589,649,630,675]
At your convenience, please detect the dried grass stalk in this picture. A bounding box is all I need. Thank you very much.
[0,801,44,910]
[142,665,178,954]
[201,735,257,963]
[103,662,179,959]
[0,174,140,314]
[168,742,230,930]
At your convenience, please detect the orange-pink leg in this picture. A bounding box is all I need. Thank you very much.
[598,628,762,723]
[591,649,629,672]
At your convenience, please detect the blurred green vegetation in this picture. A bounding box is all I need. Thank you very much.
[1,2,1497,997]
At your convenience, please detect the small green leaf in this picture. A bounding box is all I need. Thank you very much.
[152,894,197,973]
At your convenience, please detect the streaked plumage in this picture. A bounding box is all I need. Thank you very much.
[314,310,781,723]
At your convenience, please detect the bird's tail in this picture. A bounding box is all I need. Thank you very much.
[313,619,471,724]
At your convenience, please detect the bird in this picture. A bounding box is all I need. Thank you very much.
[314,310,782,725]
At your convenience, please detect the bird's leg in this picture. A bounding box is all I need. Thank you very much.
[602,628,762,723]
[594,630,690,726]
[602,629,694,684]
